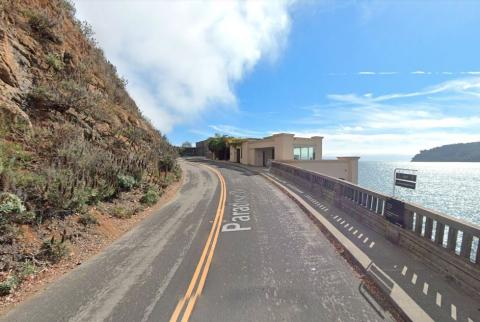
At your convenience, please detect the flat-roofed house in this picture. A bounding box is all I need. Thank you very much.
[229,133,359,184]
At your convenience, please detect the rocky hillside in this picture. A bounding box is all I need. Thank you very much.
[0,0,179,298]
[412,142,480,162]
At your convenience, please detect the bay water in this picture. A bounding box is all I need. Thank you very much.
[358,161,480,226]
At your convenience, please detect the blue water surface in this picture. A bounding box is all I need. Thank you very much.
[358,161,480,225]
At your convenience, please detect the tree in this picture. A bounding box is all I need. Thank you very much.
[158,155,175,178]
[207,134,230,160]
[181,141,192,148]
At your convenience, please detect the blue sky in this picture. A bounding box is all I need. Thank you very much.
[75,1,480,160]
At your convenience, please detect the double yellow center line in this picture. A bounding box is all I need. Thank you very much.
[169,164,226,322]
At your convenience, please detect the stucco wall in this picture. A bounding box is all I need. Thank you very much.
[279,157,359,184]
[235,133,325,166]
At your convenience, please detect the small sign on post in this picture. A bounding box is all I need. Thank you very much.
[385,198,405,228]
[393,168,417,196]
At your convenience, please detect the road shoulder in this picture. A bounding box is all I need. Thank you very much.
[0,170,184,316]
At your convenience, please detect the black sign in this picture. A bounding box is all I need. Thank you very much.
[395,173,417,182]
[395,179,416,189]
[384,198,405,227]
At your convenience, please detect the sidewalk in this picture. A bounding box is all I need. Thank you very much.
[262,169,478,322]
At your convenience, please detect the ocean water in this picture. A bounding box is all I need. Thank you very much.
[358,161,480,226]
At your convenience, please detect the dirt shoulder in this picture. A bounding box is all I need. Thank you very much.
[0,177,183,316]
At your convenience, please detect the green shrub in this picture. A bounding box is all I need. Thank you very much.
[111,206,134,219]
[12,211,36,225]
[39,237,69,263]
[78,212,98,226]
[46,53,64,72]
[0,192,25,214]
[0,275,20,296]
[27,80,94,113]
[158,155,175,177]
[117,174,136,191]
[60,0,76,16]
[0,262,36,296]
[27,10,60,43]
[18,261,36,279]
[0,218,19,244]
[140,189,159,206]
[173,165,182,181]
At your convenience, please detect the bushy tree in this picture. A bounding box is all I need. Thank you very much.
[207,134,231,160]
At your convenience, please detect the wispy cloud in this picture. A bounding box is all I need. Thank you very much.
[334,71,480,76]
[378,71,397,75]
[358,71,376,75]
[291,77,480,158]
[209,125,266,138]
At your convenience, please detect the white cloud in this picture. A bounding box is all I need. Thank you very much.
[411,70,426,74]
[291,77,480,159]
[74,0,294,133]
[358,71,376,75]
[290,130,480,158]
[209,125,265,138]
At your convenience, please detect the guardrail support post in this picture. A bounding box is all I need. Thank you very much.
[425,217,433,240]
[415,214,423,235]
[404,210,414,231]
[460,232,473,260]
[476,243,480,265]
[435,222,445,246]
[447,227,458,252]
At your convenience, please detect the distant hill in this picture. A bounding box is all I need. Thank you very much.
[412,142,480,162]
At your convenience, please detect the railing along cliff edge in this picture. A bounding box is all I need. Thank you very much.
[271,161,480,296]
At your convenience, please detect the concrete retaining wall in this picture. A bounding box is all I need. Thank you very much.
[271,161,480,296]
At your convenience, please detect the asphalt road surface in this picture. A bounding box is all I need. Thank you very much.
[2,160,394,322]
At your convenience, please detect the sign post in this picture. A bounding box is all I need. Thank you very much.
[393,168,417,197]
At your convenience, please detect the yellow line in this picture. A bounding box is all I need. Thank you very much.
[170,163,226,322]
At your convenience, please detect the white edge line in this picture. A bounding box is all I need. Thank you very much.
[262,174,434,322]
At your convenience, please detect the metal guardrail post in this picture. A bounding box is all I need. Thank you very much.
[435,222,445,245]
[447,227,458,252]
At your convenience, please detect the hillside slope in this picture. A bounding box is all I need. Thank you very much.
[0,0,179,300]
[412,142,480,162]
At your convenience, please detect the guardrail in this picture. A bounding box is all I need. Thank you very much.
[271,161,480,295]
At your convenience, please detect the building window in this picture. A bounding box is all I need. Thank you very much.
[293,147,301,160]
[293,146,314,160]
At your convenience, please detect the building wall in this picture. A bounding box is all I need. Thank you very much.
[195,139,213,159]
[293,136,323,160]
[234,133,323,166]
[279,157,360,184]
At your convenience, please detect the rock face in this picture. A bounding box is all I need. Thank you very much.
[412,142,480,162]
[0,0,177,211]
[0,0,181,301]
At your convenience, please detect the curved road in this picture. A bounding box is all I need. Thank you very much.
[2,160,394,322]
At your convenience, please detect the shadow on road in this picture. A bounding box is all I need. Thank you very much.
[184,157,260,177]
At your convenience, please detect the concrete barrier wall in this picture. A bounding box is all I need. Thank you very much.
[279,157,359,184]
[271,161,480,296]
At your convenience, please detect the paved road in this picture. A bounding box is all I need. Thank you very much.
[263,168,479,322]
[2,160,394,322]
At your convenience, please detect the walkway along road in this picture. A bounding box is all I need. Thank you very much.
[2,160,397,322]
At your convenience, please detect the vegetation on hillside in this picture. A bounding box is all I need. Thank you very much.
[412,142,480,162]
[0,0,180,296]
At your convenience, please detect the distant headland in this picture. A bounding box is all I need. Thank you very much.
[412,142,480,162]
